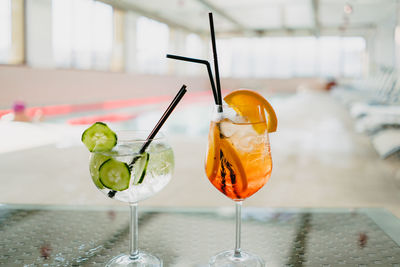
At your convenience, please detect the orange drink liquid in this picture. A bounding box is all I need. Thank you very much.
[205,118,272,200]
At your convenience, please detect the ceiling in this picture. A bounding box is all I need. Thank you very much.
[100,0,398,36]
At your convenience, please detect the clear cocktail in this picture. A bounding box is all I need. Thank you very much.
[83,125,174,267]
[90,131,174,203]
[82,85,186,267]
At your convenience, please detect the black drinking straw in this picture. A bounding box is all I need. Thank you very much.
[108,85,187,198]
[166,54,218,105]
[209,12,223,107]
[138,84,187,154]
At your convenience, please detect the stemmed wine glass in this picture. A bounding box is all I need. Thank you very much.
[83,85,186,266]
[205,103,273,266]
[90,131,174,266]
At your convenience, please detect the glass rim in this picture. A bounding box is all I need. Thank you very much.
[91,131,168,156]
[210,104,267,124]
[114,130,166,143]
[213,103,265,109]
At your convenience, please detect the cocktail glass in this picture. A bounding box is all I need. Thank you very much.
[205,104,272,266]
[90,131,174,267]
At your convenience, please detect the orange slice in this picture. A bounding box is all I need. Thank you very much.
[223,89,278,133]
[205,122,220,182]
[220,138,248,191]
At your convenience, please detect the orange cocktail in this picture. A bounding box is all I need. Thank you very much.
[205,89,276,201]
[204,89,277,266]
[206,118,272,200]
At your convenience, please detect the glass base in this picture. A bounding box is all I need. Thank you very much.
[209,250,265,267]
[106,252,162,267]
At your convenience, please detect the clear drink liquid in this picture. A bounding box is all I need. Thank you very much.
[90,142,174,203]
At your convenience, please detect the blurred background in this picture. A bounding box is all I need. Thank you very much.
[1,0,400,216]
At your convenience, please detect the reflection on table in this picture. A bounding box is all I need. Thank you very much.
[1,204,400,266]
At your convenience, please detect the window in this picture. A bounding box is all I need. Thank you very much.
[318,36,342,77]
[342,37,366,77]
[218,36,366,78]
[293,37,317,77]
[229,38,253,78]
[0,0,12,64]
[184,33,205,75]
[185,33,204,58]
[52,0,113,70]
[136,17,169,74]
[269,37,293,78]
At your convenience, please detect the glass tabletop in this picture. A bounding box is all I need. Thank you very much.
[1,204,400,266]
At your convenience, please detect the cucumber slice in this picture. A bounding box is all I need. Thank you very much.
[81,122,117,152]
[89,153,110,189]
[99,158,131,191]
[133,152,150,185]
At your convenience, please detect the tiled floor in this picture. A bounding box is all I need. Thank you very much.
[1,91,400,217]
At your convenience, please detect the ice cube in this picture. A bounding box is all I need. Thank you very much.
[219,119,237,138]
[231,114,248,124]
[229,124,259,152]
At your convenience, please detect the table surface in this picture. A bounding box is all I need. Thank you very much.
[1,204,400,267]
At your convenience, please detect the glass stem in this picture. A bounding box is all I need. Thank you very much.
[234,201,243,258]
[129,202,139,260]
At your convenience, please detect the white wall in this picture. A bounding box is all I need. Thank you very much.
[0,65,323,108]
[396,5,400,70]
[167,29,187,75]
[367,7,397,72]
[26,0,53,68]
[124,11,139,73]
[374,22,396,68]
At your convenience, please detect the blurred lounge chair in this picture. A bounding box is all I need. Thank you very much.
[331,66,400,160]
[371,129,400,159]
[350,102,400,119]
[355,114,400,135]
[349,76,400,119]
[331,67,396,107]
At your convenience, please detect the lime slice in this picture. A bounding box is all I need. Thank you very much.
[81,122,117,152]
[132,152,150,185]
[89,153,110,189]
[99,158,130,191]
